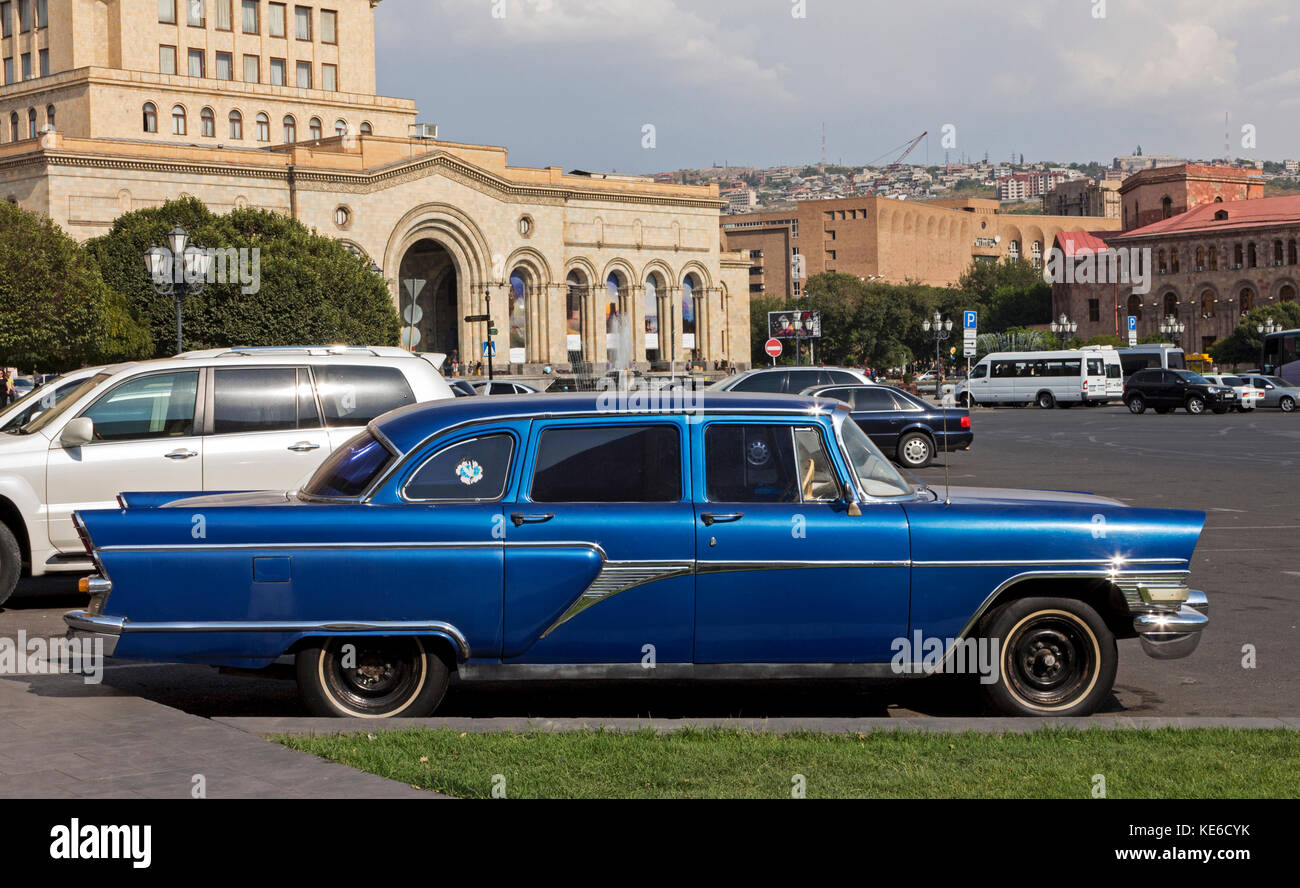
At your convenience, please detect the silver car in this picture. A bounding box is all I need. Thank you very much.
[1239,375,1299,412]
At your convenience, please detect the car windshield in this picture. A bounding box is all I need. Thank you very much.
[301,431,396,498]
[1221,376,1245,386]
[837,418,913,498]
[1267,377,1289,387]
[13,372,113,436]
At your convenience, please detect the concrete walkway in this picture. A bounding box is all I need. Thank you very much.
[0,673,438,799]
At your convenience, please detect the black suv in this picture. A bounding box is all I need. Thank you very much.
[1123,369,1238,415]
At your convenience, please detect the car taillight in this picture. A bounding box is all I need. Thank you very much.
[960,415,971,429]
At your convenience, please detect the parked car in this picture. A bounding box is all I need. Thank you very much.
[1238,374,1299,412]
[1202,374,1262,411]
[66,391,1208,718]
[473,380,541,396]
[1123,369,1237,415]
[0,346,453,604]
[708,366,874,394]
[0,367,104,432]
[956,348,1118,408]
[447,379,480,398]
[802,383,972,469]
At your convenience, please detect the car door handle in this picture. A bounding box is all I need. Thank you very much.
[163,449,198,460]
[287,441,321,452]
[510,512,554,527]
[701,512,744,526]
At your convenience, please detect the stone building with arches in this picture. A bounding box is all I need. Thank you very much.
[0,0,751,371]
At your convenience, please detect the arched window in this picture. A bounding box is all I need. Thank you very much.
[565,270,586,363]
[142,102,157,133]
[1158,249,1167,274]
[1248,242,1257,268]
[1008,240,1020,261]
[1163,292,1178,316]
[45,105,54,130]
[681,273,699,354]
[1170,249,1179,273]
[334,119,347,137]
[508,269,529,359]
[171,104,186,136]
[1194,246,1205,270]
[283,115,296,142]
[1275,240,1285,266]
[1161,196,1173,219]
[1200,290,1215,318]
[359,121,372,136]
[1290,240,1298,265]
[1240,288,1255,313]
[309,117,322,140]
[644,273,662,361]
[200,107,215,137]
[1283,285,1297,304]
[9,112,18,141]
[1031,240,1042,269]
[26,107,36,139]
[1208,246,1217,271]
[228,110,243,139]
[1234,243,1244,267]
[1127,294,1142,322]
[255,112,269,141]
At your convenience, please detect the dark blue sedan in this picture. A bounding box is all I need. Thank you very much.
[802,384,972,469]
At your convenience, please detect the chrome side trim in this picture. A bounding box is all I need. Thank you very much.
[913,558,1188,568]
[459,662,906,681]
[696,559,911,572]
[540,561,694,638]
[96,540,609,559]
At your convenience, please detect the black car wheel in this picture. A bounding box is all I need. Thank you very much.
[1185,395,1206,414]
[0,522,21,607]
[1037,391,1055,409]
[896,432,933,469]
[1281,396,1296,413]
[296,636,450,718]
[1126,395,1146,414]
[979,597,1117,717]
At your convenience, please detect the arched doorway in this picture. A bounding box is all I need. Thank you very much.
[565,270,587,366]
[644,272,663,364]
[508,268,530,365]
[398,239,459,366]
[605,271,629,367]
[682,273,700,362]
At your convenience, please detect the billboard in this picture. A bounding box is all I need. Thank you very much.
[769,310,821,339]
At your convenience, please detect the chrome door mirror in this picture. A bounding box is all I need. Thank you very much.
[60,417,94,447]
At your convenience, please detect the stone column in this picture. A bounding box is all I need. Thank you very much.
[666,286,682,367]
[628,284,647,369]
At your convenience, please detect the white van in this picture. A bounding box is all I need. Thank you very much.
[957,348,1116,408]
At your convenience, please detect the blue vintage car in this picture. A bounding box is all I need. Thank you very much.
[65,392,1208,718]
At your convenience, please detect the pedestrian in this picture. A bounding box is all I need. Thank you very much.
[449,349,460,377]
[0,370,11,408]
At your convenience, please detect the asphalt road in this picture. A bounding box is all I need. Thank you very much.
[2,403,1296,719]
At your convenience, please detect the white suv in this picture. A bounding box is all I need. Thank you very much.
[0,346,453,603]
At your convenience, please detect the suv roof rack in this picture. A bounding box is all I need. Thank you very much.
[176,346,412,359]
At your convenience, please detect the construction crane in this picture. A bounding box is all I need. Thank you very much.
[852,131,928,196]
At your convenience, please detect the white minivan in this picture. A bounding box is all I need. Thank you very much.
[0,346,453,603]
[957,348,1119,408]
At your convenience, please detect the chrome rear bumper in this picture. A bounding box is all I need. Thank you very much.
[1133,589,1208,659]
[64,611,123,657]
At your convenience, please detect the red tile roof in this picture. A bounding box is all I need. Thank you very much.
[1053,230,1115,256]
[1119,194,1300,239]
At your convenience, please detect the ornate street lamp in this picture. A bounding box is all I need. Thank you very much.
[1256,317,1280,336]
[1050,313,1077,339]
[144,224,211,354]
[1159,314,1185,346]
[922,311,953,370]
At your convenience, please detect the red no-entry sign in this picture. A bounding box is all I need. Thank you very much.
[764,338,782,358]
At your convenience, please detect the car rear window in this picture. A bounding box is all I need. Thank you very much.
[531,425,681,502]
[301,431,395,498]
[730,372,786,394]
[314,365,415,426]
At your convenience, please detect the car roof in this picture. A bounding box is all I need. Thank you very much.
[373,391,839,453]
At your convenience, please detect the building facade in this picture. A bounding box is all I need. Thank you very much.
[0,0,751,372]
[1042,178,1121,219]
[1120,164,1263,232]
[721,195,1122,298]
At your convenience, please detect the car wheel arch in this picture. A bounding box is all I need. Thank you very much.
[0,495,32,569]
[283,628,468,669]
[965,575,1134,643]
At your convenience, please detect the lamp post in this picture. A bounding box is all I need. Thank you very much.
[921,311,953,373]
[1050,313,1077,343]
[1159,314,1185,347]
[1256,317,1280,336]
[144,225,210,354]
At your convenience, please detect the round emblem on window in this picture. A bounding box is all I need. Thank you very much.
[455,459,484,486]
[745,439,771,467]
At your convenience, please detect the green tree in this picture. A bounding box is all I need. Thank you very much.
[0,202,151,371]
[1210,303,1300,366]
[1084,334,1125,347]
[86,197,400,357]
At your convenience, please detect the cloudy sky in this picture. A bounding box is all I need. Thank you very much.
[375,0,1300,173]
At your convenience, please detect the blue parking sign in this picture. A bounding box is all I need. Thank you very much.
[1127,316,1137,332]
[964,311,977,330]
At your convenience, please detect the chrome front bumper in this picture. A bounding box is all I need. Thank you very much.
[1133,589,1209,659]
[65,611,123,657]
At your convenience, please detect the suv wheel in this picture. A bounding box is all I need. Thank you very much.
[1185,394,1206,415]
[1126,394,1146,414]
[0,523,21,607]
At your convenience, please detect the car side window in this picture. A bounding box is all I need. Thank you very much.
[853,388,898,412]
[531,425,681,503]
[971,364,988,379]
[314,365,415,426]
[213,367,319,434]
[404,434,513,502]
[81,371,199,442]
[784,369,822,393]
[731,372,785,394]
[793,427,841,502]
[827,370,859,385]
[705,424,840,504]
[817,387,856,404]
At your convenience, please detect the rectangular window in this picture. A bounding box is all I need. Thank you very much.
[268,1,284,36]
[215,51,232,80]
[159,45,177,74]
[82,372,199,442]
[320,8,335,43]
[269,57,285,85]
[1,3,10,38]
[242,53,259,82]
[295,59,310,88]
[214,0,231,29]
[17,0,28,30]
[404,435,514,502]
[187,0,204,26]
[187,48,204,77]
[37,47,46,75]
[705,424,838,504]
[241,0,258,33]
[213,368,318,434]
[158,0,175,24]
[34,0,44,27]
[320,62,336,91]
[294,4,310,39]
[3,59,12,86]
[1088,298,1100,322]
[20,52,30,79]
[314,366,415,426]
[530,425,681,503]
